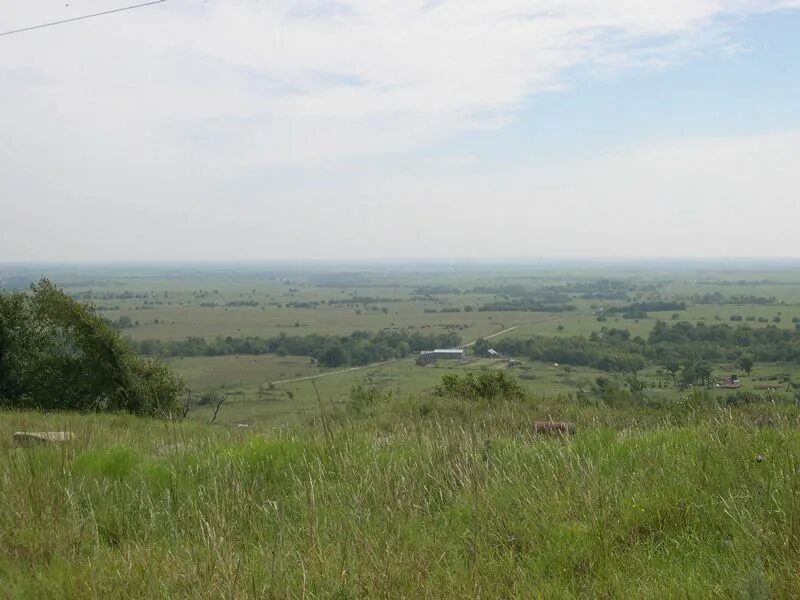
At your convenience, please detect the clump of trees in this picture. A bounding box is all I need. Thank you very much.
[493,328,647,373]
[688,292,778,305]
[490,320,800,375]
[604,301,687,319]
[478,301,577,312]
[648,321,800,363]
[0,280,184,416]
[225,300,259,307]
[105,315,135,329]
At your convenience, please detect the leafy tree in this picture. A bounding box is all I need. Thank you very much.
[473,338,491,357]
[663,361,680,383]
[396,341,410,358]
[737,354,755,375]
[625,374,646,395]
[591,376,631,406]
[0,279,184,416]
[319,343,350,367]
[680,360,713,387]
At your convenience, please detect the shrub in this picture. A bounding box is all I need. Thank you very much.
[434,371,525,402]
[724,390,774,406]
[348,383,391,415]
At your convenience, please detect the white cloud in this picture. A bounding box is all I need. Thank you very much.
[1,0,799,259]
[3,0,797,165]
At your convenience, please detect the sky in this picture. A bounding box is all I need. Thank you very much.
[1,0,799,262]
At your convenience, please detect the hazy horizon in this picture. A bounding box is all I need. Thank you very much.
[5,256,800,270]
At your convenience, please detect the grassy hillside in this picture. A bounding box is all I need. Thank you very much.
[3,395,800,598]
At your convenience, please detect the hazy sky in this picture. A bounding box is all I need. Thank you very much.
[2,0,800,261]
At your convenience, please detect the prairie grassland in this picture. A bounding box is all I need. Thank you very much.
[170,349,799,428]
[3,395,800,598]
[170,355,616,426]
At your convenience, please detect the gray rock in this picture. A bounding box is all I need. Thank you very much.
[13,431,74,444]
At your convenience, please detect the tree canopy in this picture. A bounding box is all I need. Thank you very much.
[0,279,184,416]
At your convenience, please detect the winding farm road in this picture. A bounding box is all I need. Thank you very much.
[461,325,518,347]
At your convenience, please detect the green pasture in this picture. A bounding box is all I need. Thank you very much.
[5,397,800,597]
[170,348,799,427]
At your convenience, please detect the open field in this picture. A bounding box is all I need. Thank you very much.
[4,260,800,424]
[4,397,800,597]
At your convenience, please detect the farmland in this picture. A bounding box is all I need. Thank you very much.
[3,260,800,425]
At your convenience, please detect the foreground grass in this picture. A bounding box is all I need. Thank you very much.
[2,398,800,598]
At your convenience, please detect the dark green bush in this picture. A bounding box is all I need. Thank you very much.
[434,371,525,402]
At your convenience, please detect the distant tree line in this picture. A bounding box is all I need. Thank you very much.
[542,280,632,300]
[133,329,462,367]
[492,321,800,374]
[285,301,319,309]
[104,315,136,329]
[685,292,779,305]
[493,328,647,373]
[71,290,153,300]
[578,291,631,300]
[478,301,577,312]
[604,301,686,316]
[326,297,403,305]
[647,321,800,364]
[225,300,260,307]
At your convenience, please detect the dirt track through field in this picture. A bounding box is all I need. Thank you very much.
[461,325,518,346]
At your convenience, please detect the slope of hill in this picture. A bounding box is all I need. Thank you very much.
[2,393,799,598]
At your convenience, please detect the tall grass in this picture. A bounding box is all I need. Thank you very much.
[2,395,800,598]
